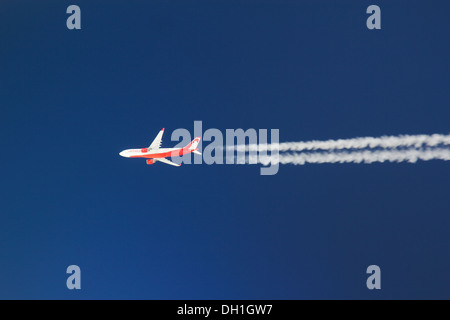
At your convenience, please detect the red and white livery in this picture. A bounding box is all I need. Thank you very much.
[119,128,201,167]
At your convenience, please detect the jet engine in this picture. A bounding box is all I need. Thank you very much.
[146,159,154,165]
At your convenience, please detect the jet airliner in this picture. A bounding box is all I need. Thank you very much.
[119,128,201,166]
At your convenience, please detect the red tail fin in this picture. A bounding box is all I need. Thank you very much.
[186,137,201,150]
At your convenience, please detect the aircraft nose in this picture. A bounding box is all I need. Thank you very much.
[119,151,126,157]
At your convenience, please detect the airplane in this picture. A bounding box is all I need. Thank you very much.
[119,128,201,167]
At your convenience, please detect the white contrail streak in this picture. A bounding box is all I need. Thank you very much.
[229,133,450,152]
[250,148,450,166]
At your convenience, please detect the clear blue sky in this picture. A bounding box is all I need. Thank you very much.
[0,0,449,299]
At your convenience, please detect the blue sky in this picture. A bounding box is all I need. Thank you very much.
[0,0,449,299]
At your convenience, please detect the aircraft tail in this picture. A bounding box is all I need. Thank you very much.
[187,137,201,155]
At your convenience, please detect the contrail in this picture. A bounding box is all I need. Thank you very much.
[229,133,450,152]
[250,148,450,166]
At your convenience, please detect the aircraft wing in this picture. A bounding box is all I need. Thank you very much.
[157,157,181,167]
[148,128,164,150]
